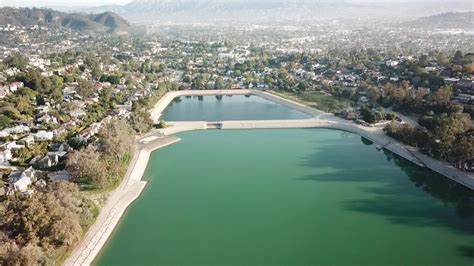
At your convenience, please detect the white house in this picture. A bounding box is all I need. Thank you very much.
[0,131,10,138]
[0,149,12,162]
[9,81,24,92]
[37,154,59,169]
[8,167,36,193]
[5,141,25,150]
[386,60,399,67]
[4,125,30,134]
[35,130,54,141]
[20,135,35,146]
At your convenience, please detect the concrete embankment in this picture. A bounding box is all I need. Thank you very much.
[252,90,322,117]
[65,135,180,266]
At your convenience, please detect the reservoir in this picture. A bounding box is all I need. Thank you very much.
[96,129,474,265]
[161,95,312,121]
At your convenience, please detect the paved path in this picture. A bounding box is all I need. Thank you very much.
[64,135,180,266]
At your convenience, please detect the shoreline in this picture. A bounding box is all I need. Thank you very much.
[65,89,474,265]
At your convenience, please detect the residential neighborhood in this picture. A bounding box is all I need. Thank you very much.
[0,4,473,265]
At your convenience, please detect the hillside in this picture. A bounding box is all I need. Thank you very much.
[76,0,473,24]
[401,12,474,30]
[0,7,132,35]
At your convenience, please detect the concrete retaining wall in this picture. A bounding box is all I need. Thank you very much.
[252,90,321,117]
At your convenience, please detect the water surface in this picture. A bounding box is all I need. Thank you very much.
[96,129,474,265]
[162,95,312,121]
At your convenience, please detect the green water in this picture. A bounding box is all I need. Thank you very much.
[96,129,474,265]
[162,95,312,121]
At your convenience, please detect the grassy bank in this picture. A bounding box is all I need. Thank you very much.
[273,90,354,113]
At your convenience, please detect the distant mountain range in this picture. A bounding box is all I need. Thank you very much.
[401,12,474,30]
[73,0,473,24]
[0,7,132,35]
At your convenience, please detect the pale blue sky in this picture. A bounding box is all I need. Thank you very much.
[0,0,470,8]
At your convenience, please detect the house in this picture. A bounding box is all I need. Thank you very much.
[63,86,77,100]
[19,135,35,146]
[386,60,399,67]
[454,94,474,104]
[8,167,36,193]
[0,149,12,162]
[6,125,30,134]
[0,131,10,138]
[48,170,71,181]
[28,155,41,166]
[49,142,72,153]
[78,124,100,140]
[4,141,25,150]
[9,81,24,92]
[358,96,369,104]
[37,153,59,169]
[444,78,459,85]
[417,87,431,94]
[113,107,131,117]
[457,79,474,95]
[35,130,54,141]
[36,105,50,114]
[36,113,58,124]
[53,126,68,137]
[69,109,87,118]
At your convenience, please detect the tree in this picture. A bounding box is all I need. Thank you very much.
[0,114,12,129]
[66,147,108,188]
[98,119,133,159]
[366,86,380,103]
[129,111,154,134]
[464,63,474,74]
[214,77,225,90]
[0,182,94,264]
[360,107,377,124]
[18,87,37,100]
[453,50,464,65]
[191,76,205,90]
[4,53,29,69]
[76,79,95,98]
[50,75,64,101]
[451,132,474,170]
[431,86,453,108]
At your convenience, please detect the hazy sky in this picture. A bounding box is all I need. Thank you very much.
[0,0,470,8]
[0,0,133,7]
